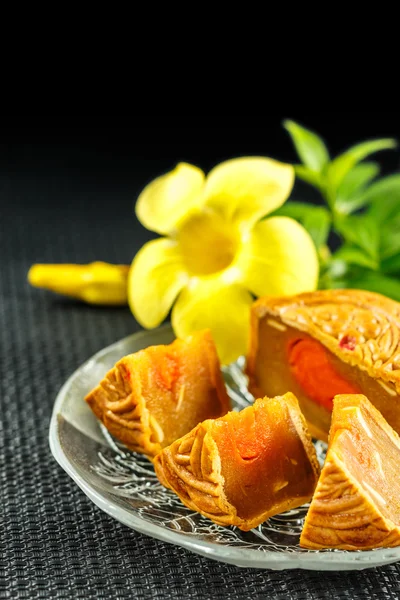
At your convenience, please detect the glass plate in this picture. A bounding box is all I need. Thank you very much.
[49,325,400,570]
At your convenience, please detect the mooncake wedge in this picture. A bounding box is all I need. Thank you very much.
[301,394,400,550]
[154,393,320,531]
[246,289,400,441]
[85,330,230,458]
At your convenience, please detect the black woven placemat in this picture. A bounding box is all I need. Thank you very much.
[2,160,400,599]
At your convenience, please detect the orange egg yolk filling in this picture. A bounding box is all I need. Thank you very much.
[288,338,360,412]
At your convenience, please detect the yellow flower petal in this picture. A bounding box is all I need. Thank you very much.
[177,209,240,276]
[203,157,294,231]
[28,262,129,305]
[136,162,205,235]
[128,238,188,328]
[236,216,319,297]
[172,278,253,365]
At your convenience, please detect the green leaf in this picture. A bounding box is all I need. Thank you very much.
[335,162,380,214]
[272,200,318,220]
[326,138,397,204]
[332,244,379,270]
[302,208,331,250]
[360,174,400,222]
[272,201,331,250]
[294,165,323,188]
[340,138,397,163]
[380,226,400,260]
[318,258,350,290]
[325,259,349,279]
[283,120,330,172]
[348,271,400,302]
[325,278,350,289]
[382,253,400,275]
[334,214,380,260]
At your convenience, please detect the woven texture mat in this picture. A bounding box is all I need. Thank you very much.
[2,163,400,599]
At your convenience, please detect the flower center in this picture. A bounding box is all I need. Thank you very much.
[177,210,239,276]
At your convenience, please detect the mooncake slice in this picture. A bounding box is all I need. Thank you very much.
[301,394,400,550]
[85,330,230,458]
[246,290,400,441]
[154,393,320,531]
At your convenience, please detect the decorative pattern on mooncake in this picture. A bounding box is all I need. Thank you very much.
[85,330,230,458]
[301,394,400,550]
[154,393,320,531]
[246,290,400,440]
[250,289,400,390]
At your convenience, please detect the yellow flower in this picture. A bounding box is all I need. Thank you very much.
[28,262,129,305]
[129,157,319,364]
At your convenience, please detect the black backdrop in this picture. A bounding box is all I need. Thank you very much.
[2,114,400,176]
[1,113,399,263]
[2,114,400,599]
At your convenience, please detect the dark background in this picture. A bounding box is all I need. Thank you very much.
[2,115,400,599]
[1,113,399,265]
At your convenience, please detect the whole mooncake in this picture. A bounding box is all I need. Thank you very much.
[301,394,400,550]
[85,330,230,458]
[246,290,400,441]
[154,393,320,531]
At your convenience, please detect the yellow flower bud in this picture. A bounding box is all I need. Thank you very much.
[28,262,129,305]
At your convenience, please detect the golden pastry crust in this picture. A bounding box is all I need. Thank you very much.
[247,289,400,395]
[85,330,230,458]
[154,420,234,525]
[300,457,400,550]
[85,353,163,457]
[301,394,400,550]
[154,393,320,531]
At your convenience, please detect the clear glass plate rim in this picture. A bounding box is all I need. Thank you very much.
[48,325,400,569]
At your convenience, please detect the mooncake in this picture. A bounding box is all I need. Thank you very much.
[246,290,400,441]
[154,393,320,531]
[301,394,400,550]
[85,330,230,458]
